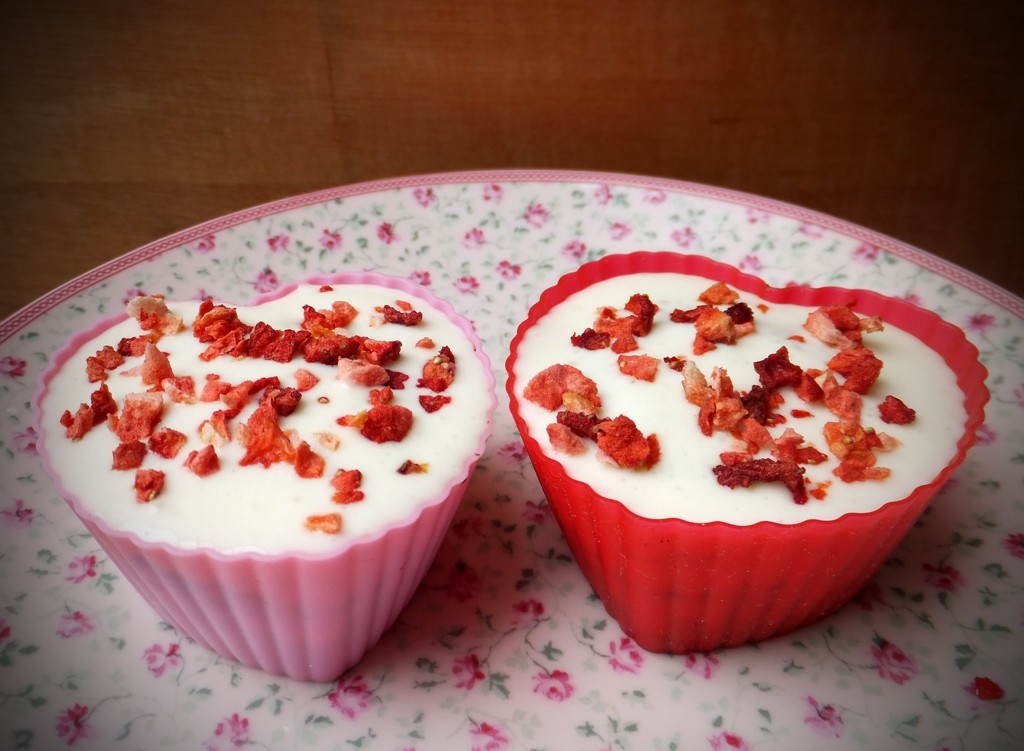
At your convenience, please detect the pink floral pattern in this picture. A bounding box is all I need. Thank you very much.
[0,173,1020,750]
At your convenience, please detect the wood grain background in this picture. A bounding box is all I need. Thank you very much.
[2,0,1022,320]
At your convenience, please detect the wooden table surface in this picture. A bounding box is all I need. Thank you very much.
[2,0,1022,322]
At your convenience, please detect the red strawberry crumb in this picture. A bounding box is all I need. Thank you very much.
[419,394,451,413]
[305,513,342,534]
[184,445,220,476]
[331,468,364,504]
[133,468,165,503]
[878,394,916,424]
[360,404,413,443]
[112,441,147,470]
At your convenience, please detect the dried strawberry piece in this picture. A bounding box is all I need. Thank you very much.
[698,282,740,305]
[681,360,711,406]
[418,346,456,392]
[725,302,754,326]
[823,421,890,482]
[670,304,714,324]
[358,338,402,366]
[116,392,164,442]
[556,410,599,440]
[184,445,220,476]
[192,300,249,343]
[397,460,429,474]
[264,386,302,416]
[693,307,738,349]
[419,394,451,413]
[370,387,393,406]
[827,347,883,394]
[795,372,825,403]
[301,300,358,331]
[713,457,808,504]
[663,355,687,371]
[523,364,601,412]
[337,358,390,386]
[878,394,916,424]
[570,328,611,350]
[360,404,413,443]
[616,354,659,382]
[546,422,586,455]
[610,332,638,353]
[382,304,423,326]
[331,468,364,504]
[294,368,320,392]
[303,331,361,365]
[199,410,231,445]
[754,347,803,391]
[117,335,153,357]
[248,322,311,363]
[305,513,343,534]
[822,374,862,421]
[140,343,175,389]
[200,376,232,402]
[293,441,325,478]
[134,468,165,503]
[220,380,256,418]
[734,416,774,453]
[386,369,409,390]
[112,441,147,470]
[238,401,296,467]
[90,382,118,424]
[127,295,184,336]
[595,415,657,469]
[624,293,658,336]
[86,345,125,382]
[199,328,248,361]
[804,304,883,350]
[162,376,197,404]
[61,404,96,440]
[148,427,188,459]
[416,337,435,349]
[771,428,828,465]
[740,384,772,425]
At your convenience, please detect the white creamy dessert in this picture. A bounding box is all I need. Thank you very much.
[512,272,966,525]
[40,283,493,554]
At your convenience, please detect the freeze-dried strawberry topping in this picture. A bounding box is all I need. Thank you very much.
[524,280,912,503]
[293,441,325,479]
[116,392,164,442]
[418,346,456,392]
[397,460,428,474]
[337,358,390,387]
[419,394,451,413]
[804,304,883,350]
[294,368,320,392]
[595,415,659,469]
[713,457,808,504]
[301,301,358,331]
[117,335,153,357]
[184,445,220,476]
[305,513,343,534]
[331,468,364,504]
[112,441,147,470]
[386,369,409,390]
[134,468,165,503]
[357,338,402,366]
[878,394,916,424]
[524,364,601,413]
[141,343,174,389]
[148,427,188,459]
[556,410,600,440]
[127,295,184,336]
[382,304,423,326]
[547,423,586,455]
[827,347,883,394]
[86,345,125,382]
[617,354,659,382]
[570,328,611,350]
[162,376,197,404]
[302,331,361,365]
[91,382,118,424]
[247,321,311,362]
[360,404,414,443]
[238,400,296,467]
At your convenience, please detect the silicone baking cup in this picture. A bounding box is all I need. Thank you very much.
[36,272,496,682]
[506,251,989,654]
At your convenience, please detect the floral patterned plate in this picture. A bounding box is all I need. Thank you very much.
[1,170,1022,751]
